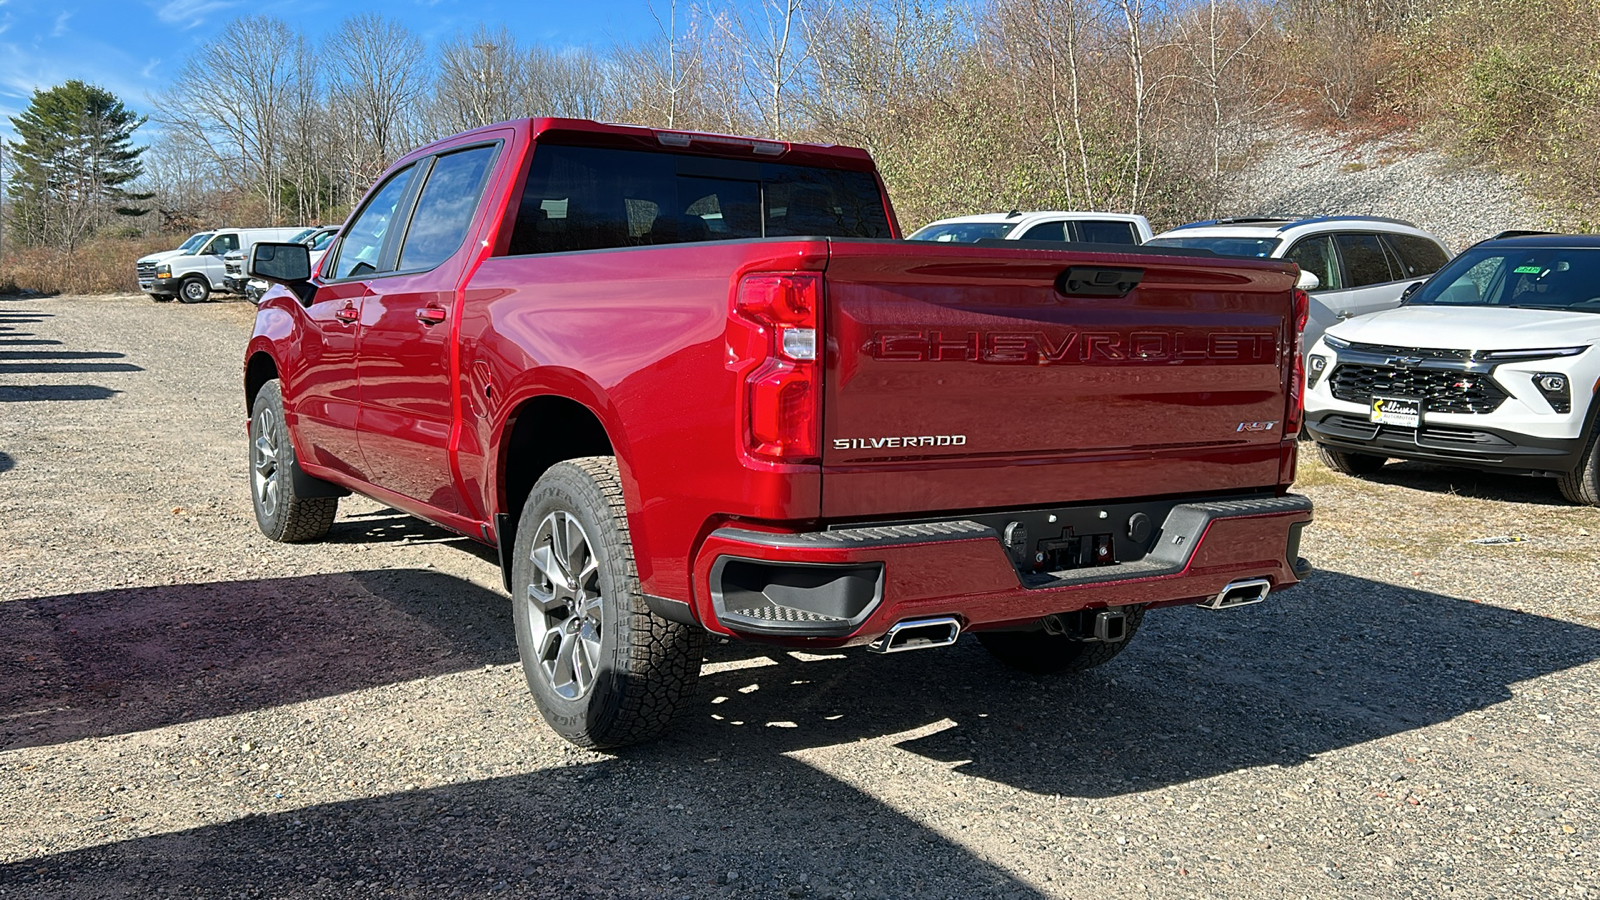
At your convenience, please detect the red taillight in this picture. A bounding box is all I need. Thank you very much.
[731,273,822,462]
[1286,288,1309,438]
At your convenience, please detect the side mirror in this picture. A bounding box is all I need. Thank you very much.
[249,242,313,304]
[1295,269,1321,291]
[1401,281,1424,301]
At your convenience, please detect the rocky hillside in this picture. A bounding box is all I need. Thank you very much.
[1224,129,1573,253]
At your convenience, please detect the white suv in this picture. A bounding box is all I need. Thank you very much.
[1304,233,1600,505]
[1145,216,1451,354]
[907,211,1153,246]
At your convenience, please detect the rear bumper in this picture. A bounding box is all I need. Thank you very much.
[688,493,1313,646]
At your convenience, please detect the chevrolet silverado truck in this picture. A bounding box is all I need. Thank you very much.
[243,118,1314,749]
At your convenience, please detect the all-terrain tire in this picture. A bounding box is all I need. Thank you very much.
[511,457,706,749]
[179,277,211,303]
[249,381,338,542]
[1556,427,1600,506]
[1316,443,1387,476]
[977,606,1146,675]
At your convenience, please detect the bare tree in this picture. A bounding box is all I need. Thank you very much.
[326,13,428,184]
[158,16,301,222]
[435,26,528,131]
[716,0,814,136]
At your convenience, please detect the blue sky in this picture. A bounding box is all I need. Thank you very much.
[0,0,671,142]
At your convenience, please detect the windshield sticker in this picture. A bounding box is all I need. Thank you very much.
[1513,265,1543,274]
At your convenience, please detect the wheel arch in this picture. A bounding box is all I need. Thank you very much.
[245,350,279,415]
[494,393,619,590]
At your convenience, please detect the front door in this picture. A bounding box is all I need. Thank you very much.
[291,162,420,481]
[355,143,499,515]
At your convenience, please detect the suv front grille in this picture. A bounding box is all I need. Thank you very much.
[1337,341,1473,362]
[1329,364,1508,414]
[136,262,155,278]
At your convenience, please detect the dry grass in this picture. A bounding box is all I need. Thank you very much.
[0,235,183,296]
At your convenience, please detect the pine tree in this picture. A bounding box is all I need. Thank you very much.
[5,80,150,250]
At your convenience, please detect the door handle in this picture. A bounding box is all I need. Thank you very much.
[334,304,359,323]
[416,306,447,325]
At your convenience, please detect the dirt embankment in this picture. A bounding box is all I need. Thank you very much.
[1226,129,1574,252]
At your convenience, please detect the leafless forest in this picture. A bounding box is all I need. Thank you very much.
[5,0,1600,293]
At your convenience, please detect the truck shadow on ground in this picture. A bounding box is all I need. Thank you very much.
[0,752,1045,900]
[0,570,516,752]
[653,569,1600,798]
[2,571,1594,898]
[1360,460,1580,506]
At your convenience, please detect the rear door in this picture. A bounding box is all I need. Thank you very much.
[820,243,1296,518]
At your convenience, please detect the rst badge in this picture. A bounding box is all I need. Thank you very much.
[1235,421,1279,433]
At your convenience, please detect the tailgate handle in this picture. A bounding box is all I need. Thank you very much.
[1057,266,1143,298]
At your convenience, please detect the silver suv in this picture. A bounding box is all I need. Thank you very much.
[1145,216,1451,354]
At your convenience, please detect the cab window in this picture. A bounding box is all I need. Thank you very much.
[1334,233,1397,287]
[1285,235,1343,291]
[327,165,416,281]
[398,145,497,271]
[1020,221,1066,241]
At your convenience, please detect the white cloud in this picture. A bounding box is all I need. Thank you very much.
[51,11,71,37]
[154,0,240,28]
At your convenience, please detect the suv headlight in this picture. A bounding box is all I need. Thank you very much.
[155,265,171,278]
[1307,353,1330,389]
[1532,373,1572,413]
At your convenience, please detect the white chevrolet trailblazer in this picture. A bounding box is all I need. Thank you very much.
[1304,234,1600,505]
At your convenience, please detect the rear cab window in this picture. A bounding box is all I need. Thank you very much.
[1075,220,1139,244]
[507,144,892,255]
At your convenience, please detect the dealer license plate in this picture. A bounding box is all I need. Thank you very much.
[1370,396,1421,428]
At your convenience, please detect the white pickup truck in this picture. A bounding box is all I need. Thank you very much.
[137,227,308,303]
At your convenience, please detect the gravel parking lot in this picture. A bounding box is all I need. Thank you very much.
[2,293,1597,899]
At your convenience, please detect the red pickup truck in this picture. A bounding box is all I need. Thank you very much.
[243,118,1313,748]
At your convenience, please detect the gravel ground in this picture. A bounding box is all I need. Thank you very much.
[1,293,1598,899]
[1226,128,1574,253]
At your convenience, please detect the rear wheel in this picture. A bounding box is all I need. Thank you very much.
[249,381,338,542]
[511,457,705,749]
[179,277,210,303]
[1557,427,1600,506]
[977,606,1145,674]
[1316,443,1387,476]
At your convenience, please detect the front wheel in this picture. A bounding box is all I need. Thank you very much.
[1557,427,1600,505]
[511,457,705,749]
[249,381,338,542]
[179,277,211,303]
[977,606,1146,674]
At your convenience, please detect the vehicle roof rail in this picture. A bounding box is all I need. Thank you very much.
[1279,214,1419,231]
[1488,229,1558,240]
[1170,216,1295,230]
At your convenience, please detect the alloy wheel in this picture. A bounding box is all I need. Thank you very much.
[525,511,605,700]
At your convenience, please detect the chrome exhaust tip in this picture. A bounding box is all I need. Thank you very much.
[1198,577,1272,610]
[867,617,962,653]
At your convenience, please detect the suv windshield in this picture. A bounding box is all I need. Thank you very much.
[907,222,1017,242]
[178,232,213,253]
[1410,246,1600,313]
[1145,236,1279,257]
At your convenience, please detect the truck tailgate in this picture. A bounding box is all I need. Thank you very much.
[820,241,1297,518]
